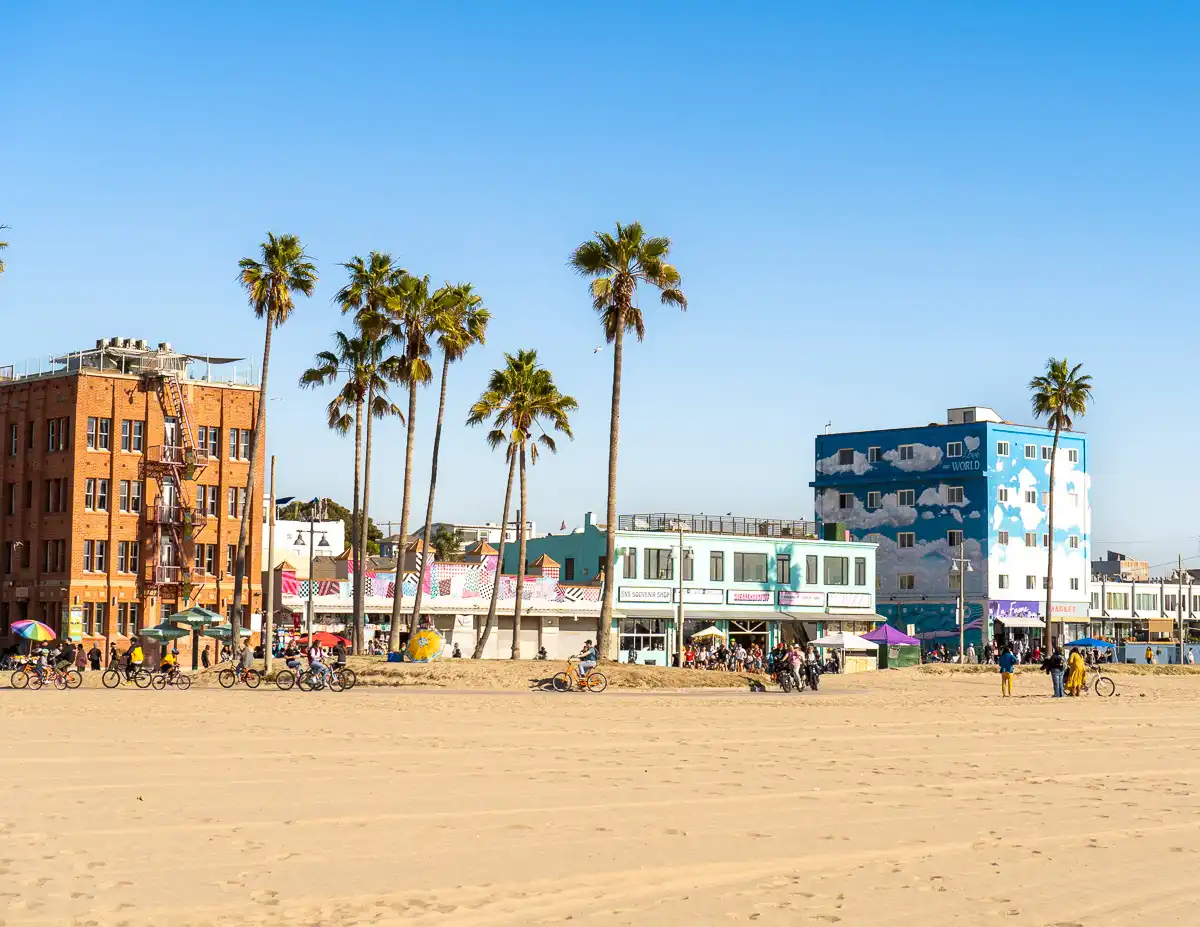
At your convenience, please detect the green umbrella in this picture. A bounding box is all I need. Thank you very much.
[169,606,223,629]
[202,623,252,641]
[141,622,190,642]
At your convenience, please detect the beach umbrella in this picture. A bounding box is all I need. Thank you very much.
[202,624,252,641]
[141,622,190,642]
[11,619,56,641]
[405,627,444,662]
[168,606,222,628]
[297,631,350,648]
[1064,637,1116,650]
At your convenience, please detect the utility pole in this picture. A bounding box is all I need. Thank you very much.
[951,541,973,661]
[264,455,276,673]
[1178,554,1185,666]
[677,521,686,669]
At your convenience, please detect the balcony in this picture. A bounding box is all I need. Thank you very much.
[618,513,820,539]
[149,445,185,465]
[154,565,181,584]
[149,503,182,524]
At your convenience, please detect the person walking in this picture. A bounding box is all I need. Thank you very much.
[201,647,211,669]
[88,643,102,671]
[998,645,1017,697]
[1066,647,1087,696]
[1042,646,1066,698]
[1145,644,1156,665]
[966,643,977,665]
[75,643,87,673]
[108,643,118,668]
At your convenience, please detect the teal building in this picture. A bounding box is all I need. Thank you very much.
[510,512,881,664]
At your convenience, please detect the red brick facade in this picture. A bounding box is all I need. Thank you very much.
[0,368,262,659]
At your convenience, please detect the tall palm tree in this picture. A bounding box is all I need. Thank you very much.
[0,225,9,276]
[233,233,317,653]
[386,274,434,653]
[1030,358,1093,651]
[335,252,407,650]
[299,331,402,651]
[569,222,685,660]
[410,283,491,628]
[467,350,576,658]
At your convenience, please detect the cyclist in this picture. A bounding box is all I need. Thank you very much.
[283,641,301,676]
[576,639,598,680]
[159,647,179,680]
[126,639,145,681]
[32,644,49,685]
[332,639,348,671]
[238,643,255,680]
[307,641,330,686]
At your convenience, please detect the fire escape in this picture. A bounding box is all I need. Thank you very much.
[142,371,209,606]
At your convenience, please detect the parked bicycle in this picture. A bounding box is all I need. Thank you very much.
[102,665,153,689]
[217,666,262,689]
[1081,665,1116,697]
[551,656,608,693]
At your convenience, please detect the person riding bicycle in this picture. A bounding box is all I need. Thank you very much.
[283,642,301,674]
[307,642,330,685]
[31,644,49,684]
[238,643,255,678]
[126,640,144,680]
[159,648,178,676]
[332,639,348,670]
[576,640,598,679]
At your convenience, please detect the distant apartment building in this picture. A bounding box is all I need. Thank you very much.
[1090,550,1150,583]
[813,406,1091,646]
[0,338,263,651]
[399,520,536,557]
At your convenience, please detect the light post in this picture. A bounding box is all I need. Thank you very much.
[669,520,688,668]
[293,501,330,643]
[950,541,974,661]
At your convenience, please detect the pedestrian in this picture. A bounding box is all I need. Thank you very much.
[1188,650,1196,666]
[1042,646,1066,698]
[1145,644,1155,665]
[998,645,1017,697]
[108,643,118,668]
[201,647,211,669]
[88,643,102,671]
[1066,647,1087,696]
[75,643,87,673]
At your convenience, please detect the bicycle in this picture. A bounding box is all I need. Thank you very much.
[150,667,192,691]
[101,665,153,689]
[1080,666,1116,697]
[28,664,83,690]
[218,666,262,689]
[297,666,346,692]
[278,663,355,691]
[551,657,608,693]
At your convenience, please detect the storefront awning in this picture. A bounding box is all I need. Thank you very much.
[684,610,785,621]
[996,615,1045,628]
[821,612,887,622]
[615,608,674,619]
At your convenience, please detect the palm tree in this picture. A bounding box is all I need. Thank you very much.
[335,253,407,650]
[386,274,435,653]
[410,283,491,628]
[1030,358,1093,651]
[0,225,9,276]
[467,350,576,658]
[299,331,401,651]
[569,222,685,660]
[233,233,317,654]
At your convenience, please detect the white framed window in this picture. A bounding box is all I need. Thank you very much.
[132,421,144,452]
[946,441,963,458]
[899,574,915,591]
[898,489,915,506]
[1068,535,1079,549]
[1024,490,1037,504]
[241,430,250,460]
[998,530,1009,545]
[996,441,1010,457]
[898,532,915,549]
[947,529,963,548]
[1091,592,1101,608]
[1025,532,1036,547]
[946,485,964,505]
[1025,575,1037,590]
[96,479,108,512]
[837,448,854,466]
[84,478,95,510]
[998,574,1009,589]
[1043,576,1052,590]
[1024,444,1036,459]
[867,491,881,509]
[898,444,914,461]
[130,481,142,513]
[1042,533,1049,547]
[1041,445,1052,460]
[867,446,880,462]
[997,487,1009,503]
[83,540,94,572]
[1068,448,1079,463]
[838,492,853,510]
[1041,491,1050,506]
[1070,577,1080,591]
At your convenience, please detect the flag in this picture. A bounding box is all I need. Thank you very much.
[560,520,567,531]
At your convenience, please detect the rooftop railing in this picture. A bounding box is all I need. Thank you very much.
[618,513,820,539]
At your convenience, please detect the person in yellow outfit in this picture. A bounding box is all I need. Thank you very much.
[1065,647,1087,696]
[159,649,177,673]
[126,640,145,680]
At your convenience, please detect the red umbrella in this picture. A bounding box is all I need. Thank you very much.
[297,631,350,647]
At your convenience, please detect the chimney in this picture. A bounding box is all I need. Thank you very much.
[584,511,595,529]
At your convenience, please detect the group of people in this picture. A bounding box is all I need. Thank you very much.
[684,641,768,673]
[993,643,1095,697]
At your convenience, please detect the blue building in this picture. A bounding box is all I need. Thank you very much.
[812,406,1091,648]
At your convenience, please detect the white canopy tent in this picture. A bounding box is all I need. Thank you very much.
[690,625,727,641]
[809,631,879,650]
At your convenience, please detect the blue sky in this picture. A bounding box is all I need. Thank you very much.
[3,2,1198,569]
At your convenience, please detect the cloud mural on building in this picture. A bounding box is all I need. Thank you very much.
[883,442,943,472]
[816,450,873,476]
[816,488,916,530]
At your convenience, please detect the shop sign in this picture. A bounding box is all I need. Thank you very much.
[67,607,83,641]
[1050,601,1089,618]
[727,589,773,605]
[778,590,825,607]
[14,586,29,600]
[827,592,871,609]
[674,587,724,604]
[988,600,1040,619]
[618,587,672,603]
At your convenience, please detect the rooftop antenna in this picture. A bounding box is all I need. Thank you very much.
[825,421,832,434]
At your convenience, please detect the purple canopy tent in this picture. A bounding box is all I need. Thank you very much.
[863,624,920,646]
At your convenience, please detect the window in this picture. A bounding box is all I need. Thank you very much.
[1068,491,1079,507]
[95,541,107,572]
[777,555,791,584]
[1068,448,1079,463]
[129,481,142,513]
[998,531,1009,545]
[898,489,915,506]
[805,554,818,584]
[228,487,246,517]
[229,429,240,459]
[996,441,1010,457]
[947,530,963,548]
[83,540,94,572]
[46,417,69,452]
[644,548,673,580]
[241,430,250,460]
[946,441,963,458]
[898,532,914,549]
[619,617,667,654]
[118,541,129,573]
[85,479,95,510]
[1024,532,1036,547]
[1024,444,1036,459]
[823,556,848,585]
[899,574,915,591]
[733,552,767,582]
[205,544,215,575]
[898,444,914,461]
[1135,593,1158,611]
[1026,575,1037,590]
[1107,591,1129,610]
[998,574,1009,589]
[681,548,694,581]
[4,482,13,515]
[1091,592,1101,609]
[92,417,111,450]
[24,481,32,510]
[709,550,723,582]
[1069,535,1079,549]
[946,485,964,505]
[129,602,140,634]
[117,603,127,636]
[1043,576,1051,590]
[867,491,881,509]
[1041,445,1052,460]
[26,420,34,449]
[227,545,235,574]
[1041,492,1050,506]
[129,541,140,574]
[8,424,17,456]
[838,492,853,510]
[997,487,1009,503]
[1024,490,1037,504]
[94,603,106,636]
[1069,577,1080,591]
[207,426,220,458]
[195,544,205,573]
[838,448,854,466]
[622,547,637,579]
[1042,534,1049,548]
[131,421,144,452]
[563,557,575,581]
[867,446,880,462]
[121,420,131,451]
[119,481,130,512]
[854,557,866,586]
[95,479,109,512]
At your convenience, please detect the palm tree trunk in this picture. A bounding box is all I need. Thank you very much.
[411,353,450,632]
[231,309,273,656]
[350,396,364,654]
[596,308,626,662]
[358,385,377,656]
[387,378,420,653]
[1045,426,1060,651]
[512,443,528,659]
[472,451,516,659]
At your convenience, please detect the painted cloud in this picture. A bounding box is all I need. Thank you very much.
[883,442,943,472]
[816,450,872,476]
[816,489,916,530]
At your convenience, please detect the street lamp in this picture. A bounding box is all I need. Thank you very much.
[949,542,975,661]
[293,513,330,643]
[668,520,692,669]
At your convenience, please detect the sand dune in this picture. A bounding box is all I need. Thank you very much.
[2,667,1196,925]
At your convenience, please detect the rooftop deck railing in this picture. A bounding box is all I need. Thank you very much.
[618,513,820,539]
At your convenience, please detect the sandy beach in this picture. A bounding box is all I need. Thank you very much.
[3,666,1197,926]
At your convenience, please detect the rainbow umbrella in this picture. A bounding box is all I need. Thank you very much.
[11,619,56,641]
[406,627,444,663]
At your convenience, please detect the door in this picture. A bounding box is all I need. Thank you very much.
[164,416,179,450]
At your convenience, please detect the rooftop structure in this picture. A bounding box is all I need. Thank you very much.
[617,513,820,539]
[1,338,256,386]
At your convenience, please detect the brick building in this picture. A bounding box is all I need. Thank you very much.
[0,339,263,661]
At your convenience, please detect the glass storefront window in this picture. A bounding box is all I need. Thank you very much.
[620,618,667,652]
